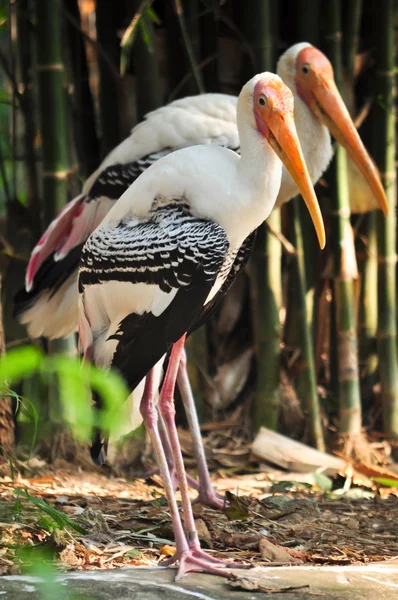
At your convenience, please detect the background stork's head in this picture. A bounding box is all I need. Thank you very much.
[278,43,388,215]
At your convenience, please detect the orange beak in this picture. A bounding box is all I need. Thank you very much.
[305,74,388,216]
[254,80,326,249]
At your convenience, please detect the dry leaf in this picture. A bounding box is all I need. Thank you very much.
[159,545,176,557]
[228,574,309,594]
[194,518,212,547]
[59,546,81,567]
[259,538,303,564]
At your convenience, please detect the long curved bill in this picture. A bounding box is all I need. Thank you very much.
[268,112,326,249]
[311,80,388,216]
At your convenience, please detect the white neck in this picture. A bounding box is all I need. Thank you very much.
[222,119,282,248]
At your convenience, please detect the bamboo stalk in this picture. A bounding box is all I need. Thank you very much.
[284,0,321,353]
[239,0,281,431]
[280,0,325,448]
[64,0,100,178]
[297,0,320,46]
[342,0,377,403]
[357,213,378,403]
[324,0,362,437]
[15,0,41,242]
[131,0,163,121]
[173,0,204,95]
[200,2,219,93]
[35,0,76,424]
[0,273,15,457]
[286,198,325,450]
[95,0,121,155]
[372,0,398,437]
[343,0,363,83]
[251,210,282,430]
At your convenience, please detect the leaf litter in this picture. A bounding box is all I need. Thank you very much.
[1,434,398,577]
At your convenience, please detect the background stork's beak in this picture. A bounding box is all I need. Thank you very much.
[267,111,326,249]
[311,79,388,216]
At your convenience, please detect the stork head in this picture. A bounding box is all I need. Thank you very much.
[238,72,325,249]
[278,42,388,215]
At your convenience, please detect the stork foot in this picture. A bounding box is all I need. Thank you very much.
[161,542,251,580]
[192,488,224,510]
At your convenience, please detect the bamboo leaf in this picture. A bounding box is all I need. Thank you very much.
[120,0,152,76]
[15,489,88,534]
[373,477,398,488]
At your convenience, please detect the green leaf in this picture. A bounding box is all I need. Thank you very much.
[373,477,398,488]
[125,549,141,559]
[139,18,153,52]
[312,472,333,492]
[223,491,249,521]
[19,397,39,457]
[0,346,43,386]
[270,480,312,493]
[146,6,160,24]
[120,0,153,76]
[15,489,88,535]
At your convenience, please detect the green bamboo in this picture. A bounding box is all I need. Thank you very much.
[131,0,163,121]
[15,0,40,242]
[342,0,377,402]
[251,210,282,430]
[296,0,327,328]
[324,0,362,437]
[95,0,121,155]
[372,0,398,437]
[286,198,325,450]
[173,0,204,95]
[239,0,281,431]
[297,0,320,46]
[343,0,363,83]
[64,0,100,178]
[0,273,15,456]
[280,0,325,448]
[200,2,219,93]
[356,213,378,403]
[285,0,321,346]
[35,0,76,425]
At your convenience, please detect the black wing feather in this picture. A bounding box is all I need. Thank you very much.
[79,200,230,392]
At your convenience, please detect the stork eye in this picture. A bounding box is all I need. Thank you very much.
[302,65,310,74]
[258,95,267,107]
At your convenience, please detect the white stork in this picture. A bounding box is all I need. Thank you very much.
[77,72,325,579]
[15,42,387,510]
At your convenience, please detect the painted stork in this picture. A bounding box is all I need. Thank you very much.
[77,72,325,579]
[15,43,387,343]
[14,42,387,509]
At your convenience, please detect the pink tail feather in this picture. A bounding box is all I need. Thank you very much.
[26,195,84,292]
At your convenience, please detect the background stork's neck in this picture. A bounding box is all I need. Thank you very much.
[277,86,332,205]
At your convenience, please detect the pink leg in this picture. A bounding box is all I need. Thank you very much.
[159,335,248,580]
[177,350,223,509]
[140,368,191,561]
[158,409,201,492]
[141,364,233,580]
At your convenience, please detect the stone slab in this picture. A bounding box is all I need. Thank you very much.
[1,563,398,599]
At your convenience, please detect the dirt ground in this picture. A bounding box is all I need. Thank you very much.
[1,438,398,576]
